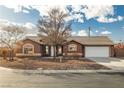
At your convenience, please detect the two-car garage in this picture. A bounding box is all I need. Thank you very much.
[85,46,110,57]
[67,36,113,57]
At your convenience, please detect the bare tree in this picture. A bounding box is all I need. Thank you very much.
[0,24,26,61]
[37,7,72,59]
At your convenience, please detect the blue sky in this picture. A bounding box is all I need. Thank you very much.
[0,5,124,42]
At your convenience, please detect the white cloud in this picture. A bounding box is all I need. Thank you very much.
[3,5,39,14]
[83,5,124,23]
[28,5,49,16]
[3,5,73,22]
[64,16,73,22]
[71,30,88,36]
[27,5,124,23]
[22,9,30,14]
[3,5,124,24]
[3,5,32,14]
[0,19,17,27]
[97,16,116,23]
[70,5,124,23]
[5,5,82,23]
[82,5,114,20]
[0,19,36,29]
[72,13,84,23]
[23,22,38,35]
[71,5,83,13]
[71,29,96,36]
[3,5,67,16]
[70,5,115,23]
[108,18,118,22]
[23,22,36,29]
[69,5,84,23]
[84,6,124,23]
[30,5,73,22]
[4,5,22,13]
[0,19,37,36]
[97,16,124,23]
[78,30,88,36]
[101,30,112,35]
[71,31,77,36]
[78,18,84,23]
[95,30,99,33]
[117,16,123,21]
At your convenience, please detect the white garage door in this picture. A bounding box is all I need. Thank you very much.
[85,46,109,57]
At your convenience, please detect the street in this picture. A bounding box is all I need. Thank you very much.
[0,68,124,88]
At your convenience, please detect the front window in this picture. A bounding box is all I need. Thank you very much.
[68,44,77,51]
[57,46,62,54]
[45,46,49,54]
[23,44,34,54]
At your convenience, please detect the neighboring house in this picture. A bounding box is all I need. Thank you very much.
[16,36,114,57]
[114,43,124,57]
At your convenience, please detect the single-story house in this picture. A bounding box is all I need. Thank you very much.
[16,36,114,57]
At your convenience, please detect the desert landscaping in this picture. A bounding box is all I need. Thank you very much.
[0,58,110,70]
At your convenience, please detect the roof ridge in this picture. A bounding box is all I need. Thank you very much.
[23,35,113,45]
[71,36,108,38]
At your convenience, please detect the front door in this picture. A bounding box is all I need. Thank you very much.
[50,45,63,57]
[51,46,54,57]
[56,45,63,56]
[42,45,51,57]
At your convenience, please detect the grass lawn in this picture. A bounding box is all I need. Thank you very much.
[0,58,110,70]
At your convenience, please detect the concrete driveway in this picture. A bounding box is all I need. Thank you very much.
[89,57,124,70]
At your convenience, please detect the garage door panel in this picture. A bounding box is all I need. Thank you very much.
[85,46,109,57]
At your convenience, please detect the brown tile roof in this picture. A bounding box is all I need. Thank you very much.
[67,36,114,45]
[25,36,114,45]
[25,36,44,44]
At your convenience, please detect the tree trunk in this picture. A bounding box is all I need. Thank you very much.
[3,50,7,60]
[9,50,11,61]
[9,49,14,62]
[53,45,57,61]
[11,49,14,61]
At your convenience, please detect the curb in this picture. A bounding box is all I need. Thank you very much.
[1,67,124,74]
[13,69,124,74]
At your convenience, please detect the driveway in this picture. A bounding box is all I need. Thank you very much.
[89,57,124,70]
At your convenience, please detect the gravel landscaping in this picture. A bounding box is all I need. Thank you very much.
[0,58,110,70]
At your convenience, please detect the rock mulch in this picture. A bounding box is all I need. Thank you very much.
[0,58,110,70]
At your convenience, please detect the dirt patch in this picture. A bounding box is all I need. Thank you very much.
[0,58,110,70]
[117,57,124,60]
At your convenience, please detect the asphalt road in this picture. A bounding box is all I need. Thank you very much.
[0,68,124,88]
